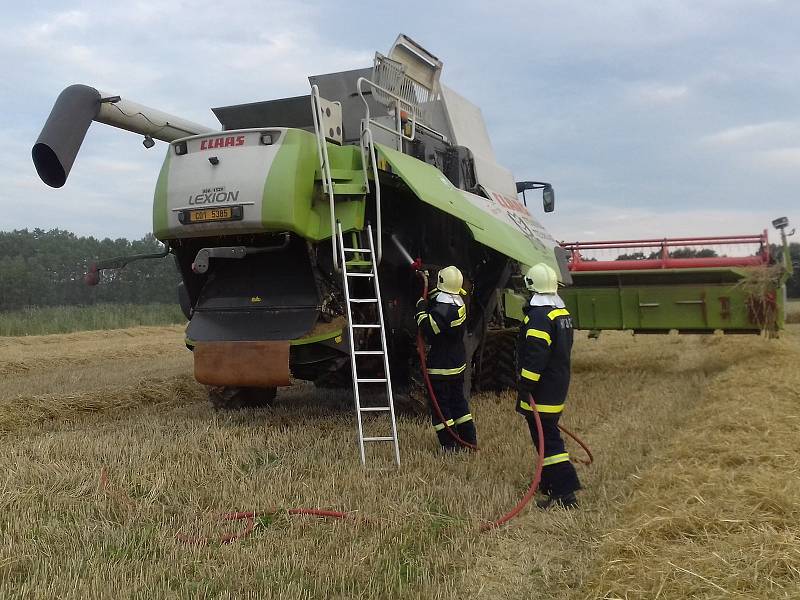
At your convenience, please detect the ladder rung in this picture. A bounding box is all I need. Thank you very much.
[343,247,371,253]
[352,324,380,328]
[346,272,374,277]
[363,436,395,442]
[350,298,378,303]
[357,378,387,383]
[354,350,384,355]
[359,406,391,412]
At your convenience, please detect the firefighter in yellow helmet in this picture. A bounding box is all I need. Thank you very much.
[415,265,477,450]
[517,262,581,508]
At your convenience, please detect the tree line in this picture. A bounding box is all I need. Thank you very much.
[0,229,797,312]
[0,229,179,311]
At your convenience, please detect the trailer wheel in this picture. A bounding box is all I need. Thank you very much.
[209,386,277,410]
[474,328,517,392]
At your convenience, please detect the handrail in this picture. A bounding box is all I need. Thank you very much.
[360,127,383,264]
[561,233,767,250]
[356,76,418,150]
[354,76,420,267]
[310,84,339,271]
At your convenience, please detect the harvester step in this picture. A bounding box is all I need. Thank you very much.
[354,350,384,355]
[363,436,395,442]
[357,378,388,383]
[352,324,380,328]
[343,247,371,253]
[359,406,391,412]
[350,298,378,303]
[345,259,372,268]
[346,272,374,278]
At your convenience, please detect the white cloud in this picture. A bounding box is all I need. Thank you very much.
[699,121,800,146]
[753,147,800,170]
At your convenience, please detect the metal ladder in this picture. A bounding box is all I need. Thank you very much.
[337,221,400,466]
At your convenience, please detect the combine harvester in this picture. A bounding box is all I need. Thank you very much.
[31,35,792,463]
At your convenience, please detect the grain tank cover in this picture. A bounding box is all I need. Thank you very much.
[212,96,315,131]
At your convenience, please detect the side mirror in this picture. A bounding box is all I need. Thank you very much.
[516,181,556,213]
[543,185,555,213]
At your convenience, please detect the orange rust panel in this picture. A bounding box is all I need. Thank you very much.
[194,341,290,387]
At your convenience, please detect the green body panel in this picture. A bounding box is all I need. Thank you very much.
[375,143,560,271]
[261,130,365,240]
[152,152,171,239]
[289,328,343,346]
[503,289,527,323]
[260,129,318,235]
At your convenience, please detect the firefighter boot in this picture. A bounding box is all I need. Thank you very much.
[436,428,460,451]
[455,419,477,449]
[536,491,578,510]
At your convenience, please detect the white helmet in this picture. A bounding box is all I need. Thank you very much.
[437,265,464,294]
[524,263,558,294]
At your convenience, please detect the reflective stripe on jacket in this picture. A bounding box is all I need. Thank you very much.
[516,300,573,415]
[416,291,467,378]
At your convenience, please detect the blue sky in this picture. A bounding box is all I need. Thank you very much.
[2,1,798,243]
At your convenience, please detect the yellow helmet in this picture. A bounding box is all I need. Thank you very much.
[437,265,464,294]
[524,263,558,294]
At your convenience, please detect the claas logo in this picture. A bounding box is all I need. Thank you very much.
[199,135,246,151]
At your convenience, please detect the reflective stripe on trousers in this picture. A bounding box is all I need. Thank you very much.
[518,400,564,414]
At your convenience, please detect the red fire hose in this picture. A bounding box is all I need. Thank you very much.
[174,509,352,546]
[414,269,592,529]
[162,268,592,543]
[415,270,478,450]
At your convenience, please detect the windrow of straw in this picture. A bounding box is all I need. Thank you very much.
[0,374,205,433]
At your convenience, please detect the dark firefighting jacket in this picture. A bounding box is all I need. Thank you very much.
[516,299,574,416]
[415,291,467,378]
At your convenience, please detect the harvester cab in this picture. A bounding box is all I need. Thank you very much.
[32,34,567,419]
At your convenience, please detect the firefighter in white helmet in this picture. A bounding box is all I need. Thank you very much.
[415,265,477,450]
[517,262,581,508]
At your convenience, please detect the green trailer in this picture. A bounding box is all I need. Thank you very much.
[556,231,792,334]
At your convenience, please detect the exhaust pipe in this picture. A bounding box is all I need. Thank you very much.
[32,84,215,188]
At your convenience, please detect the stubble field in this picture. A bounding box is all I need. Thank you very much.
[1,321,799,599]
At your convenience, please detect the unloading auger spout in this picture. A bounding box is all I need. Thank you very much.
[32,84,215,188]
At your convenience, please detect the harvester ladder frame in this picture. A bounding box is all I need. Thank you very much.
[310,84,340,272]
[337,221,401,467]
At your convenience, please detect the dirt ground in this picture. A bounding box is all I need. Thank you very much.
[1,324,798,599]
